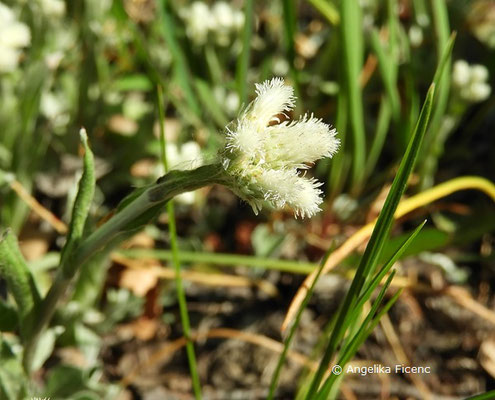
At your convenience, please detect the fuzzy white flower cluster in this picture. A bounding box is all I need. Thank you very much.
[0,2,31,73]
[452,60,491,102]
[222,78,339,218]
[179,1,244,46]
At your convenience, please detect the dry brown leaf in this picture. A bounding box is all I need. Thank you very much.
[120,265,160,297]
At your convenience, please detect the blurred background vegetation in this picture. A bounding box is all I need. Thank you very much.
[0,0,494,399]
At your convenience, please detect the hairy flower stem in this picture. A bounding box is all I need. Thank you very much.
[23,163,226,373]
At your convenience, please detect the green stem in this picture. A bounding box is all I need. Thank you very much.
[157,86,202,399]
[22,164,225,372]
[119,248,316,274]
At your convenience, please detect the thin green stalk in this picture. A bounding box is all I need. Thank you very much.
[156,87,202,399]
[158,0,200,116]
[266,250,332,400]
[418,0,451,189]
[119,248,316,274]
[340,0,366,193]
[370,30,400,120]
[328,82,348,197]
[365,97,392,173]
[236,0,254,105]
[282,0,302,103]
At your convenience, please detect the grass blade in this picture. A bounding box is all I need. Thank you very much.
[319,286,404,397]
[307,0,340,25]
[340,0,366,192]
[156,86,202,399]
[418,0,453,189]
[158,0,200,116]
[365,96,392,174]
[266,249,332,400]
[370,29,400,120]
[304,83,435,399]
[281,0,301,101]
[343,221,426,331]
[236,0,254,105]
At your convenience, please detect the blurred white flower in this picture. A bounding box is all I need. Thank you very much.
[163,141,202,205]
[408,25,423,47]
[213,86,240,116]
[211,1,244,46]
[222,78,339,218]
[452,60,491,102]
[179,1,244,47]
[0,2,31,72]
[40,91,70,130]
[39,0,66,17]
[166,141,202,171]
[179,2,212,45]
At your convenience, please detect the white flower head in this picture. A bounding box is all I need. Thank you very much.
[222,78,339,218]
[453,60,491,103]
[0,2,31,73]
[179,2,212,45]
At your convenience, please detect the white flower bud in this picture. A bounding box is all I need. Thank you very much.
[453,60,491,103]
[470,64,489,82]
[179,2,212,45]
[408,25,423,47]
[222,78,340,218]
[452,60,470,87]
[0,2,30,73]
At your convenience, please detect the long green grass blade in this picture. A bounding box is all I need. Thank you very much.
[282,0,301,101]
[156,87,202,399]
[370,29,400,119]
[305,84,435,399]
[316,272,396,398]
[120,248,316,274]
[365,97,392,173]
[319,287,404,397]
[343,221,426,331]
[158,0,200,116]
[194,79,229,127]
[418,0,452,189]
[266,249,332,400]
[328,82,348,197]
[236,0,254,105]
[341,0,366,192]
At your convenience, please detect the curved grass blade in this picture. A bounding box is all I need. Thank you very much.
[341,0,366,192]
[266,248,332,400]
[304,83,435,399]
[342,221,426,332]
